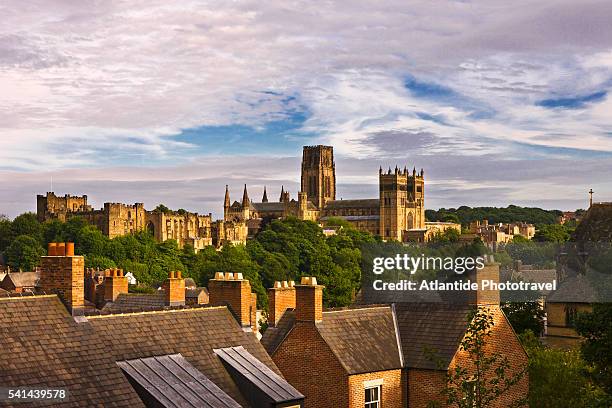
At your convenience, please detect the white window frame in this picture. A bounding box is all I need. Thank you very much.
[365,384,381,408]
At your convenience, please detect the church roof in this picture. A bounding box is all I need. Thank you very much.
[324,199,379,209]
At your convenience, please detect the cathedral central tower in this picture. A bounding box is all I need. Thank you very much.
[301,145,336,209]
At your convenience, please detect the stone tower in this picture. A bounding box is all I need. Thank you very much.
[301,145,336,209]
[379,166,425,241]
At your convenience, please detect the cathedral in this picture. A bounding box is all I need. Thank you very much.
[224,145,428,242]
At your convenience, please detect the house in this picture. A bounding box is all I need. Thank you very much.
[0,271,40,293]
[262,270,528,408]
[0,242,303,407]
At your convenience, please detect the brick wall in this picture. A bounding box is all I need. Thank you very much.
[348,370,403,408]
[272,322,348,408]
[40,255,85,314]
[448,306,529,408]
[408,369,446,408]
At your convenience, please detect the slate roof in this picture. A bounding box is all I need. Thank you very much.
[1,271,40,289]
[547,272,609,303]
[261,309,296,354]
[215,346,304,404]
[0,295,144,407]
[316,306,403,374]
[88,306,282,407]
[101,292,166,313]
[394,303,473,370]
[118,354,241,408]
[324,199,379,209]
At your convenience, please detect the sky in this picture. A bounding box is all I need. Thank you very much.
[1,0,611,218]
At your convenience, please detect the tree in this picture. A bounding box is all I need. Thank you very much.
[575,304,612,395]
[433,307,527,408]
[0,216,11,252]
[10,213,43,244]
[520,330,610,407]
[154,204,171,214]
[533,224,573,243]
[4,235,45,271]
[502,302,545,335]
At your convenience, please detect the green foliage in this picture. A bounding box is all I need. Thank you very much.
[5,235,45,271]
[426,205,561,226]
[575,304,612,395]
[521,330,610,407]
[502,302,545,335]
[154,204,171,214]
[533,224,574,243]
[84,255,117,270]
[436,307,527,408]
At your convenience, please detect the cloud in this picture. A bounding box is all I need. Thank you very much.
[1,0,612,212]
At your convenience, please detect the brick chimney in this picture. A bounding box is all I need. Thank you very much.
[104,268,128,302]
[472,255,500,305]
[40,242,84,315]
[208,272,255,329]
[295,276,324,323]
[162,271,186,306]
[268,280,296,327]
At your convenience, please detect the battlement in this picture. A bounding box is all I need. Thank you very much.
[379,166,424,179]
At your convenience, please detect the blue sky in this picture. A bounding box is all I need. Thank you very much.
[1,0,612,218]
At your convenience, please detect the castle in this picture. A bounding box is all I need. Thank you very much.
[36,193,246,250]
[224,145,430,241]
[38,145,445,246]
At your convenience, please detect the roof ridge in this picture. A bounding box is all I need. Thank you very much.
[87,305,228,319]
[0,294,57,302]
[323,305,390,314]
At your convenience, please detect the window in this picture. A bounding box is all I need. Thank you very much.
[365,385,381,408]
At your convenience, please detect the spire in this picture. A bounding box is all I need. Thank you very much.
[242,184,250,207]
[279,185,285,202]
[224,185,230,208]
[262,186,268,203]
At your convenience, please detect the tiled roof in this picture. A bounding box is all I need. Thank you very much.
[215,346,304,404]
[324,199,379,209]
[88,306,282,407]
[117,354,241,408]
[394,303,473,370]
[547,273,607,303]
[316,306,402,374]
[0,295,144,407]
[261,309,296,354]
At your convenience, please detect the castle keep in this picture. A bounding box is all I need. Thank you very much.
[225,145,427,241]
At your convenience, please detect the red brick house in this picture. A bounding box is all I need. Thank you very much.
[262,274,528,408]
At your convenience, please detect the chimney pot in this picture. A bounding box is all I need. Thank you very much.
[215,272,225,280]
[57,243,66,256]
[234,272,243,280]
[176,271,182,279]
[300,277,310,285]
[224,272,234,280]
[48,243,57,256]
[289,280,295,287]
[274,281,281,288]
[65,242,74,256]
[282,280,289,288]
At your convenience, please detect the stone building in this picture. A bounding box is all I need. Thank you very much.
[37,192,217,249]
[225,145,428,242]
[469,219,535,247]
